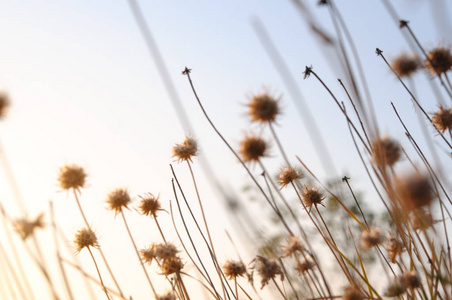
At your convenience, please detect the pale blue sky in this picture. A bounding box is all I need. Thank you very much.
[0,1,450,299]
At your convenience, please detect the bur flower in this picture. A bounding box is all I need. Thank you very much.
[395,173,434,211]
[0,91,10,119]
[343,285,363,300]
[296,255,316,274]
[248,92,280,123]
[106,187,131,214]
[223,260,247,280]
[301,185,326,211]
[74,227,99,253]
[239,134,267,163]
[360,228,384,251]
[138,193,164,218]
[58,164,86,191]
[281,236,304,257]
[392,53,419,77]
[14,213,45,240]
[157,291,176,300]
[371,137,401,167]
[425,47,452,76]
[253,255,283,288]
[386,233,404,263]
[140,243,157,265]
[159,256,184,276]
[432,106,452,133]
[278,167,302,187]
[172,136,198,162]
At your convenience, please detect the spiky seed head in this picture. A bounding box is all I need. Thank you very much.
[343,285,363,300]
[253,255,283,288]
[392,54,419,77]
[138,193,163,218]
[386,233,405,263]
[171,136,198,162]
[239,135,267,163]
[74,227,98,253]
[58,164,86,191]
[155,243,179,261]
[248,93,280,123]
[301,185,326,211]
[425,47,452,75]
[282,236,304,257]
[385,277,406,297]
[296,255,316,274]
[360,228,384,251]
[395,173,434,211]
[223,260,247,280]
[106,187,131,214]
[432,106,452,132]
[371,137,401,167]
[159,256,184,275]
[402,270,420,289]
[14,213,45,240]
[0,91,10,119]
[140,243,157,265]
[156,291,176,300]
[278,167,302,187]
[410,209,434,231]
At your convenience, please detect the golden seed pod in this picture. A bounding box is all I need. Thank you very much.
[106,187,131,214]
[392,53,419,77]
[278,167,302,187]
[371,136,401,167]
[171,136,198,162]
[58,164,87,191]
[0,91,10,119]
[223,260,247,280]
[248,93,280,123]
[74,227,98,253]
[425,47,452,75]
[432,106,452,133]
[395,173,434,211]
[360,228,384,251]
[239,135,267,163]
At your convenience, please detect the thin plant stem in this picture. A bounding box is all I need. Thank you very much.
[186,160,227,298]
[154,216,167,243]
[120,209,157,298]
[50,201,74,300]
[87,247,111,300]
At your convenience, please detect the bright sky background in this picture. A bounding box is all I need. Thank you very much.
[0,1,451,299]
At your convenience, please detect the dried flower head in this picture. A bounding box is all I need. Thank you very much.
[296,255,316,274]
[58,164,86,191]
[395,173,434,211]
[343,285,363,300]
[248,92,280,123]
[432,106,452,133]
[278,167,302,187]
[160,256,184,275]
[223,260,247,280]
[171,136,198,162]
[253,256,283,288]
[138,193,163,218]
[360,228,384,251]
[156,291,176,300]
[385,276,406,297]
[0,91,10,119]
[301,185,326,211]
[14,213,45,240]
[282,236,304,257]
[140,243,157,265]
[425,47,452,75]
[155,243,179,261]
[392,54,419,77]
[386,233,405,263]
[239,135,267,163]
[106,187,131,214]
[410,209,434,231]
[74,227,98,252]
[371,137,401,167]
[402,270,420,289]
